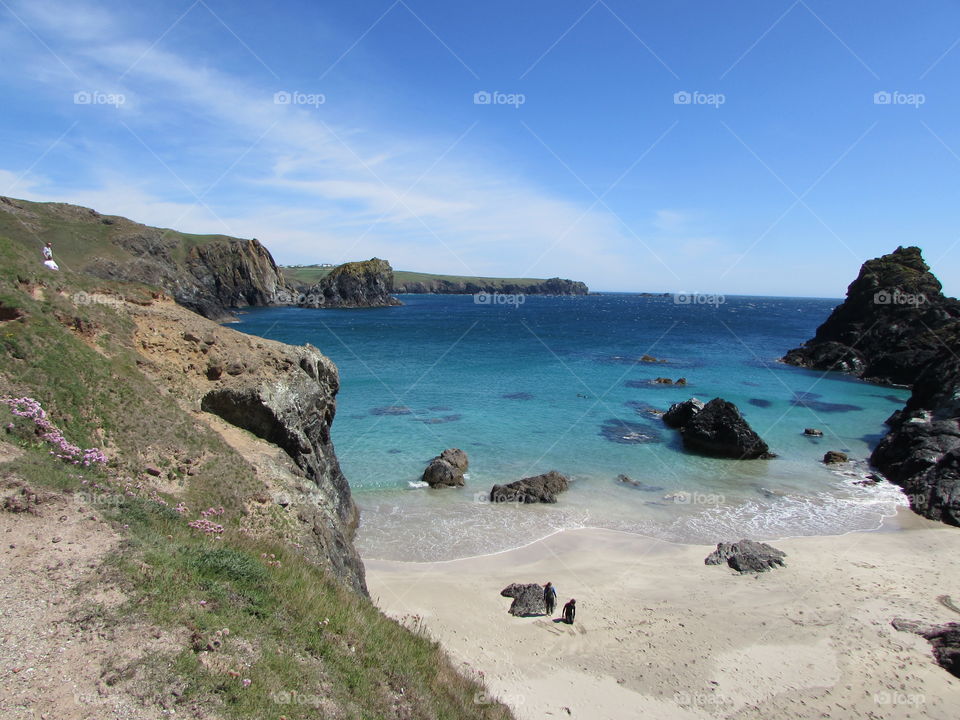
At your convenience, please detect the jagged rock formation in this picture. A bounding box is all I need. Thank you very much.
[129,297,366,594]
[664,398,773,459]
[294,258,401,308]
[394,276,588,295]
[422,448,469,487]
[490,471,570,504]
[892,618,960,678]
[500,583,546,616]
[705,540,787,573]
[782,246,960,385]
[872,350,960,526]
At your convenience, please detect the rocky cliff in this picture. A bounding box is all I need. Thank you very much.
[294,258,401,308]
[783,246,960,527]
[782,246,960,385]
[394,275,589,295]
[130,297,366,592]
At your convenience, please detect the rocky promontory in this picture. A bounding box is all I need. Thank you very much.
[782,246,960,385]
[393,273,588,296]
[293,258,402,308]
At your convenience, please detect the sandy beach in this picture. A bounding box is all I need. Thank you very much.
[367,509,960,719]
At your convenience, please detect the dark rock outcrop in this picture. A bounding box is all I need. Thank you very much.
[705,540,787,573]
[500,583,546,616]
[804,428,824,437]
[394,276,588,295]
[782,247,960,385]
[892,618,960,678]
[662,398,704,429]
[871,350,960,525]
[490,471,570,504]
[823,450,849,464]
[199,345,365,593]
[422,448,468,487]
[296,258,401,309]
[670,398,773,459]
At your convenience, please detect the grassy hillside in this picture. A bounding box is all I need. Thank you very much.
[0,232,511,718]
[0,196,250,270]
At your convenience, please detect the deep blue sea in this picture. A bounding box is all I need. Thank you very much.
[232,294,910,561]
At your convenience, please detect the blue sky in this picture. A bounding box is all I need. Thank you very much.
[2,0,959,296]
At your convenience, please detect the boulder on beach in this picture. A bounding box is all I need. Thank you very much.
[705,539,787,573]
[500,583,546,616]
[680,398,773,459]
[662,398,704,429]
[489,470,570,504]
[892,618,960,678]
[823,450,848,464]
[422,448,469,487]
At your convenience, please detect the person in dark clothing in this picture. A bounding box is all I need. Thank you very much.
[562,598,576,624]
[543,581,557,616]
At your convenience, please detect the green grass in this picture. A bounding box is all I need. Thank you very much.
[0,224,513,720]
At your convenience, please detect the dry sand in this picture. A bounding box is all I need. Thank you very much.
[367,509,960,719]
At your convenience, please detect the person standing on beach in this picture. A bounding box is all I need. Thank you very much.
[543,582,557,616]
[562,598,576,625]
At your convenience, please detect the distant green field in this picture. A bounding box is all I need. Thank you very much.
[282,265,546,288]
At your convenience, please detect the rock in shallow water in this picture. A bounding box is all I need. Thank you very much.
[422,448,468,487]
[705,539,787,573]
[823,450,849,464]
[680,398,773,459]
[662,398,704,429]
[490,471,569,504]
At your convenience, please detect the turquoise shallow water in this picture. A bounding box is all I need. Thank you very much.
[233,294,910,561]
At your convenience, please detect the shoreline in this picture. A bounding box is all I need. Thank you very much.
[366,508,960,719]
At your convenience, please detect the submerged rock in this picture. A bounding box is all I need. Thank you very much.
[503,392,534,401]
[892,618,960,678]
[490,471,570,504]
[680,398,773,459]
[705,540,787,573]
[616,474,664,492]
[422,448,469,488]
[500,583,546,616]
[600,418,663,444]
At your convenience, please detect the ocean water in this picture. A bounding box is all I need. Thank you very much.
[233,294,910,561]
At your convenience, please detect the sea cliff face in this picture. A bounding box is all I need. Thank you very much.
[782,246,960,385]
[783,246,960,527]
[394,276,589,295]
[294,258,402,308]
